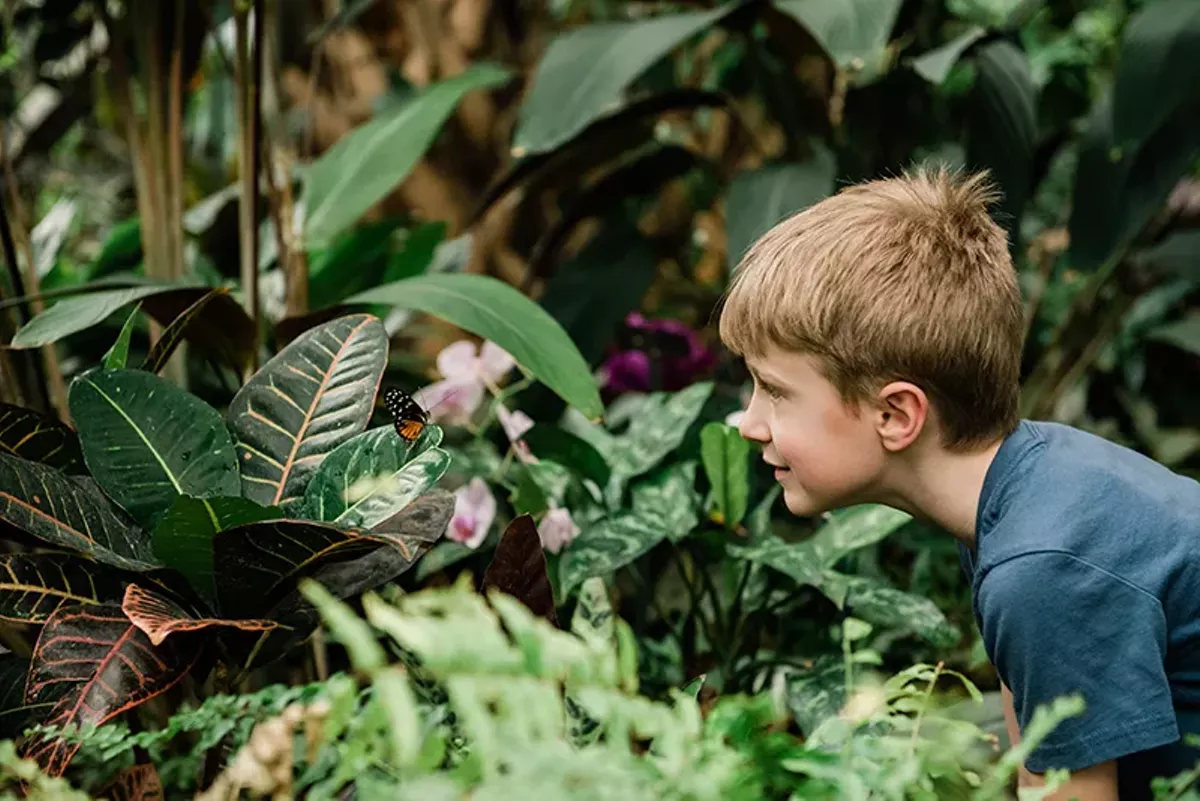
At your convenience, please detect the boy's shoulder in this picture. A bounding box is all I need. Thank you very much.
[970,418,1200,581]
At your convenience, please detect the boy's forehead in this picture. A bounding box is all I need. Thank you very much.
[745,349,807,383]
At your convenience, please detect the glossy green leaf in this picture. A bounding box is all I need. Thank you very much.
[300,424,451,530]
[102,304,141,370]
[0,553,126,623]
[0,403,84,474]
[9,282,204,349]
[965,40,1037,249]
[700,423,750,529]
[726,150,835,267]
[910,25,986,84]
[512,5,733,155]
[152,495,283,604]
[1068,93,1200,272]
[608,381,713,480]
[228,314,388,509]
[344,273,603,419]
[302,64,513,247]
[772,0,903,80]
[0,453,158,570]
[68,369,240,530]
[1111,0,1200,147]
[631,461,700,542]
[213,519,388,616]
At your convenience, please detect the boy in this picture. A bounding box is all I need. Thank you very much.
[718,167,1200,801]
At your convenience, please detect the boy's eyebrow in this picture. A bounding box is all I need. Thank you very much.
[748,365,788,390]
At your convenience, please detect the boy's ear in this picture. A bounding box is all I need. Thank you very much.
[874,381,928,452]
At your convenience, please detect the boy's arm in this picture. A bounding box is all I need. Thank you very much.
[1001,681,1119,801]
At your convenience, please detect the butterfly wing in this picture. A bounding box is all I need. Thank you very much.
[383,388,429,442]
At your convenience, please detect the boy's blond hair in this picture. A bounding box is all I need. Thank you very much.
[718,167,1024,451]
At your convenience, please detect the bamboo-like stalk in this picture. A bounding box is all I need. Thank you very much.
[0,124,70,421]
[235,1,262,372]
[0,176,45,410]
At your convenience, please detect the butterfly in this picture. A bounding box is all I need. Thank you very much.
[383,387,429,443]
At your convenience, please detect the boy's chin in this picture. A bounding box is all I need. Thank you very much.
[781,483,853,519]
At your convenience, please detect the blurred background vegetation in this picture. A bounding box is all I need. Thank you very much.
[0,0,1197,750]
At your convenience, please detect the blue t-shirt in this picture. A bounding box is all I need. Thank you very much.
[959,419,1200,799]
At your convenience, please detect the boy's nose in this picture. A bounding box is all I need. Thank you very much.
[738,395,771,445]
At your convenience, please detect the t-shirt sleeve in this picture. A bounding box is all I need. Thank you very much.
[976,551,1179,773]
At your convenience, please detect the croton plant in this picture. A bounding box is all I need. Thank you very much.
[0,309,454,775]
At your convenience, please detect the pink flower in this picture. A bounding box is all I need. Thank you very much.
[446,477,496,549]
[415,339,516,425]
[537,507,579,554]
[496,404,537,464]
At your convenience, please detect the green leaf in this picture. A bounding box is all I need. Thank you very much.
[910,25,986,85]
[302,63,513,247]
[783,654,846,735]
[0,553,126,623]
[512,5,733,155]
[699,422,750,529]
[726,149,835,267]
[772,0,903,80]
[344,273,603,419]
[228,314,388,509]
[0,454,158,570]
[559,509,670,597]
[1111,0,1200,147]
[631,461,700,542]
[727,504,910,600]
[1068,93,1200,272]
[0,402,84,474]
[964,40,1037,250]
[826,571,960,647]
[300,425,452,530]
[1148,313,1200,357]
[152,495,283,604]
[68,368,241,530]
[9,282,204,349]
[567,576,615,745]
[609,381,713,480]
[102,304,141,370]
[522,425,611,490]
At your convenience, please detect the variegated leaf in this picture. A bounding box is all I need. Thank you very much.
[228,314,388,509]
[0,402,84,474]
[0,553,126,623]
[121,584,277,646]
[0,453,158,571]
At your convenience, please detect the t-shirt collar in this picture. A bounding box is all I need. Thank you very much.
[975,420,1044,540]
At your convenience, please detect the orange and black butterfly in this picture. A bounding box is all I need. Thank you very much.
[383,387,428,443]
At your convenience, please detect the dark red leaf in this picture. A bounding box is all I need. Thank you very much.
[22,603,202,776]
[482,514,557,626]
[140,288,231,375]
[121,584,277,646]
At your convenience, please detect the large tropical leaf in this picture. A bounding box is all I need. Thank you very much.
[302,64,513,247]
[0,553,126,623]
[22,603,202,776]
[1068,93,1200,272]
[299,424,450,529]
[68,369,241,530]
[1111,0,1200,147]
[726,150,836,268]
[608,381,714,481]
[344,274,603,418]
[772,0,903,82]
[10,285,255,373]
[700,423,750,529]
[512,5,734,155]
[0,402,84,473]
[228,314,388,509]
[910,25,986,85]
[213,519,388,616]
[121,584,277,646]
[0,454,158,571]
[482,514,557,626]
[965,40,1037,250]
[152,495,283,604]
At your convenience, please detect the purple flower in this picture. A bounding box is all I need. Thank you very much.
[599,312,716,393]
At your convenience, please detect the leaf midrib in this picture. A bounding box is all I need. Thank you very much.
[85,379,183,495]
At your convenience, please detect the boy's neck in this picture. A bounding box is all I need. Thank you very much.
[872,434,1007,550]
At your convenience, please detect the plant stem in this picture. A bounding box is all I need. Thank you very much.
[908,661,943,755]
[0,157,47,411]
[235,1,263,373]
